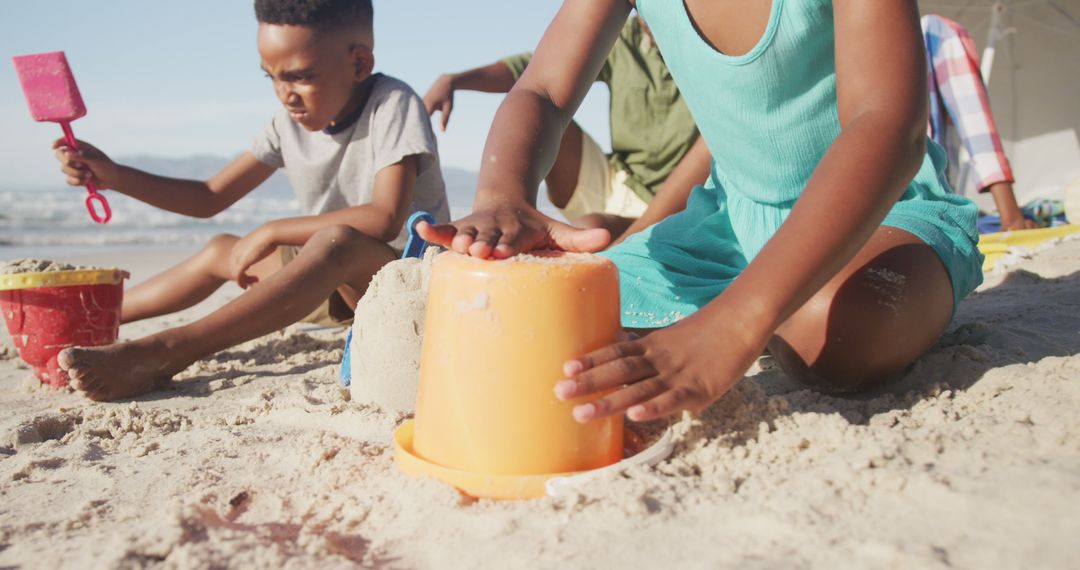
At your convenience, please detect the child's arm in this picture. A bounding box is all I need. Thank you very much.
[987,181,1040,231]
[924,16,1036,231]
[53,140,274,218]
[227,156,417,288]
[417,0,629,258]
[611,136,712,245]
[558,0,936,422]
[424,62,517,132]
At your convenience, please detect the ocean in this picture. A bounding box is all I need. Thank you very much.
[0,188,300,260]
[0,186,559,261]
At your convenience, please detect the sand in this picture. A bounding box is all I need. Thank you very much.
[349,249,437,414]
[0,259,100,274]
[1,239,1079,569]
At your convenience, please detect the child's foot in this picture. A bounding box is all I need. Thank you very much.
[57,340,184,401]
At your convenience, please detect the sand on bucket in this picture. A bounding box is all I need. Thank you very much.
[1,259,99,274]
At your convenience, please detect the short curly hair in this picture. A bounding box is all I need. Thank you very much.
[254,0,373,36]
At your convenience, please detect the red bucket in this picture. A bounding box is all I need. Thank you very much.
[0,268,127,388]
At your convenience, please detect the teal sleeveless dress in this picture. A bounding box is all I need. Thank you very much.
[602,0,983,329]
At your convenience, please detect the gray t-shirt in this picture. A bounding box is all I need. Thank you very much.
[251,74,450,251]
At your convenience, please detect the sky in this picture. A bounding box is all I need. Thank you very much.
[0,0,611,190]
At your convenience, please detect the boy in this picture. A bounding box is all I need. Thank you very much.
[51,0,449,401]
[423,15,711,242]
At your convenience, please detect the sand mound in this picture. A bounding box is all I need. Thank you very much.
[348,248,437,413]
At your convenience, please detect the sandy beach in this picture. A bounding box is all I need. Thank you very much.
[1,237,1078,569]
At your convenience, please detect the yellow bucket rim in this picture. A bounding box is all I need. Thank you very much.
[393,419,658,500]
[0,268,128,292]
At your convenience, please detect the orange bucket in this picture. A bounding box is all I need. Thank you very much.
[0,268,127,388]
[395,251,623,499]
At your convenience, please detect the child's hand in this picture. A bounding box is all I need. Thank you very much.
[423,74,456,132]
[230,226,277,289]
[998,213,1041,232]
[987,182,1042,232]
[554,312,763,423]
[52,138,120,189]
[416,200,611,259]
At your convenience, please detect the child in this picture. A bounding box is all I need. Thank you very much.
[52,0,449,401]
[423,16,712,241]
[922,14,1039,231]
[418,0,983,424]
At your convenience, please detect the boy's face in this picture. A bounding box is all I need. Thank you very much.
[257,23,374,131]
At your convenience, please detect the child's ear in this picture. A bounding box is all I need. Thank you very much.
[352,44,375,81]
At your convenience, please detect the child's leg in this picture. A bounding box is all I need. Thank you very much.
[544,122,646,236]
[543,120,585,208]
[767,225,954,392]
[122,234,274,323]
[58,225,395,401]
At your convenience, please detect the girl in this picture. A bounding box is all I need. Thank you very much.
[418,0,982,424]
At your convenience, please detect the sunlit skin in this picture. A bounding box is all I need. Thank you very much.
[47,19,417,401]
[418,0,957,423]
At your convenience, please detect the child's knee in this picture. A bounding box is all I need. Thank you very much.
[204,233,239,255]
[307,225,375,260]
[199,234,241,268]
[313,224,361,242]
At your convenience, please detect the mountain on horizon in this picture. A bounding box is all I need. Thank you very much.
[118,154,481,207]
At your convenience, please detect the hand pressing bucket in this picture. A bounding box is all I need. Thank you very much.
[0,269,127,388]
[394,251,623,499]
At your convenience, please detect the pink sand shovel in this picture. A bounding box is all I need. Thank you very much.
[12,51,111,224]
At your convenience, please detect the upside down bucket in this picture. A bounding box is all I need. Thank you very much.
[394,251,623,499]
[0,268,127,388]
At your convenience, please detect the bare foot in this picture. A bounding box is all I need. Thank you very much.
[57,340,186,401]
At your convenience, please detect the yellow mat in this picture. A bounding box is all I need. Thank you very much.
[978,224,1080,272]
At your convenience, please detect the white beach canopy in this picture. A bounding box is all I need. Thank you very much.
[918,0,1080,208]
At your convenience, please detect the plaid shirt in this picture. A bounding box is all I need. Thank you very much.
[922,14,1014,192]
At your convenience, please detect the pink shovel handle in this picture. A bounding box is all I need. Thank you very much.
[85,191,112,224]
[60,122,111,224]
